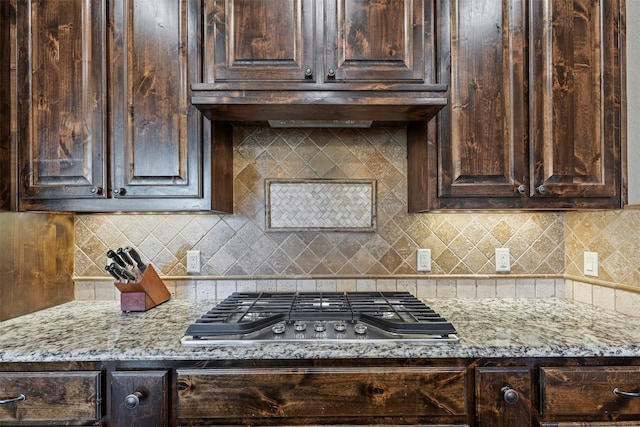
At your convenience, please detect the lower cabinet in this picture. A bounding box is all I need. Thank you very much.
[0,371,102,425]
[176,366,469,425]
[4,360,640,426]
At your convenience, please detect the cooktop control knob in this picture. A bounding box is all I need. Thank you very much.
[313,321,326,332]
[334,321,347,332]
[293,321,307,332]
[354,323,367,335]
[271,323,286,334]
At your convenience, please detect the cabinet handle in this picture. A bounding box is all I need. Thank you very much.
[304,67,313,79]
[536,185,547,195]
[124,391,144,409]
[327,68,336,78]
[614,388,640,398]
[517,184,527,195]
[501,386,519,404]
[112,187,126,196]
[0,394,26,405]
[90,186,102,195]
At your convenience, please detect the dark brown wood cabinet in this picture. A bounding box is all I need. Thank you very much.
[409,0,626,211]
[201,0,436,89]
[12,0,232,212]
[111,370,169,427]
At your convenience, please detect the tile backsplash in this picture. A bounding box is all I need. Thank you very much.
[75,126,565,280]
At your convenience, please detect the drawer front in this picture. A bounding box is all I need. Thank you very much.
[0,371,102,422]
[177,367,468,422]
[540,367,640,416]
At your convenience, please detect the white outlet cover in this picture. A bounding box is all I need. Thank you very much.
[417,249,431,272]
[584,251,599,277]
[495,248,510,272]
[187,250,201,274]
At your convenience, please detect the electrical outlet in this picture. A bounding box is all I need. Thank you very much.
[186,250,200,274]
[495,248,510,272]
[584,251,599,277]
[417,249,431,272]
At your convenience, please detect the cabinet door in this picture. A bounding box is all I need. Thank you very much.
[203,0,316,86]
[16,0,107,203]
[110,0,201,200]
[476,367,531,427]
[529,0,623,203]
[324,0,433,86]
[111,370,168,427]
[436,0,527,205]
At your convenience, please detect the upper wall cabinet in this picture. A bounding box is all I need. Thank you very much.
[409,0,625,211]
[14,0,232,212]
[192,0,447,122]
[199,0,436,89]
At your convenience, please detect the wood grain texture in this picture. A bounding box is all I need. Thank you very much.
[177,366,468,425]
[0,371,101,422]
[0,212,74,321]
[476,366,531,427]
[0,1,12,211]
[111,370,168,427]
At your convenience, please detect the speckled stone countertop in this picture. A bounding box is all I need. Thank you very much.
[1,298,640,362]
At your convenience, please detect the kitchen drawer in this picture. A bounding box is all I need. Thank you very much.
[177,367,468,424]
[0,371,102,422]
[540,367,640,416]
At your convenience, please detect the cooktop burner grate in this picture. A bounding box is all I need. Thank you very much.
[183,291,458,342]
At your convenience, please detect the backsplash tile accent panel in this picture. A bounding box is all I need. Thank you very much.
[75,127,564,278]
[266,179,376,231]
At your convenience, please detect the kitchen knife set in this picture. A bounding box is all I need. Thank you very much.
[106,247,171,312]
[105,247,146,283]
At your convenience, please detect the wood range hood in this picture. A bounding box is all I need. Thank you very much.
[191,88,449,125]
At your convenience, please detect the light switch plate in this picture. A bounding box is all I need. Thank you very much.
[584,251,599,277]
[495,248,510,272]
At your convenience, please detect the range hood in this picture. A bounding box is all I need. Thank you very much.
[191,89,448,124]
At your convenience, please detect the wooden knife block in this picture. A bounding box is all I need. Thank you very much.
[114,265,170,312]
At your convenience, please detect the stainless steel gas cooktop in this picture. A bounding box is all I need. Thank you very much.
[181,291,458,345]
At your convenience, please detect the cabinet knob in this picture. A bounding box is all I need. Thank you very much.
[90,186,102,195]
[614,388,640,398]
[517,184,527,195]
[0,394,26,405]
[536,185,547,195]
[124,391,144,409]
[304,67,313,79]
[327,68,336,78]
[113,187,126,196]
[501,386,519,404]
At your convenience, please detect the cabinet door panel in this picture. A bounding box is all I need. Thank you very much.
[204,0,316,84]
[177,367,468,424]
[325,0,430,84]
[438,0,526,200]
[529,0,621,199]
[111,370,168,427]
[476,367,531,427]
[111,0,200,198]
[17,0,106,201]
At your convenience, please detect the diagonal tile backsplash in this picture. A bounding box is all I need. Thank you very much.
[75,126,565,279]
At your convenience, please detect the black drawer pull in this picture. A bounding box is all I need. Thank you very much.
[614,388,640,398]
[0,394,26,404]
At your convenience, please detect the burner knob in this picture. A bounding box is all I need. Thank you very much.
[271,323,286,334]
[314,321,326,332]
[334,321,347,332]
[293,321,307,332]
[354,323,367,335]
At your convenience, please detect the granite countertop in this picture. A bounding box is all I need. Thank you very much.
[1,298,640,362]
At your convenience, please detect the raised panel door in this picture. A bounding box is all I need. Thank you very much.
[324,0,433,86]
[437,0,527,202]
[110,0,201,199]
[529,0,623,203]
[16,0,107,203]
[203,0,316,86]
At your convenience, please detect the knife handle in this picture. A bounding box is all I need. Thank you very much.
[116,266,136,281]
[117,248,134,266]
[105,264,121,280]
[124,246,146,270]
[107,249,126,268]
